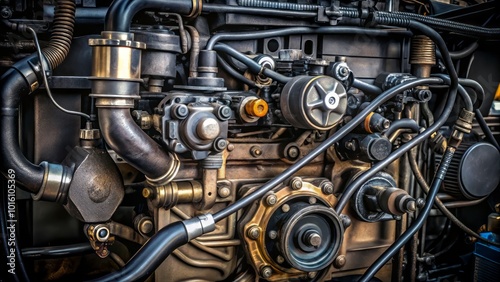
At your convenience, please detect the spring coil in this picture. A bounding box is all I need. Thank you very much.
[410,35,435,65]
[42,0,76,69]
[237,0,319,11]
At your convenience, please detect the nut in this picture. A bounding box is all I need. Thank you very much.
[247,226,260,240]
[265,194,277,206]
[260,266,273,278]
[290,177,303,190]
[334,255,346,268]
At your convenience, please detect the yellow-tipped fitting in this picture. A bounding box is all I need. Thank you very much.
[245,98,268,118]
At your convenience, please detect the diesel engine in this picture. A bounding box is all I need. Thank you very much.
[1,0,500,281]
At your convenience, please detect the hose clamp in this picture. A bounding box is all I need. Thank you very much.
[32,162,72,203]
[146,153,181,186]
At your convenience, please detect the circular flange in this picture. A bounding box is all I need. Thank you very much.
[280,76,347,130]
[278,203,343,272]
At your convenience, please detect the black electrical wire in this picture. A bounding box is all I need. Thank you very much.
[27,27,90,121]
[212,76,444,223]
[432,74,473,112]
[216,54,258,88]
[408,151,500,247]
[213,43,292,84]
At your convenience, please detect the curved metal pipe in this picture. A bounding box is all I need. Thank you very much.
[104,0,196,32]
[98,108,179,184]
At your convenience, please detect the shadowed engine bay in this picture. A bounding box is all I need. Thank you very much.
[1,0,500,281]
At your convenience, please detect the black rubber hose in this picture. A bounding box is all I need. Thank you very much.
[42,0,76,69]
[98,108,176,181]
[90,221,188,282]
[212,77,444,223]
[351,79,383,96]
[383,118,420,138]
[213,43,292,84]
[475,109,500,151]
[449,42,479,60]
[22,243,93,258]
[459,78,485,104]
[216,54,258,88]
[433,74,473,111]
[105,0,194,32]
[359,147,456,282]
[0,59,45,192]
[206,26,410,50]
[237,0,319,11]
[408,150,500,247]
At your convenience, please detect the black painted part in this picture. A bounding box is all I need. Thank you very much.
[0,56,45,193]
[104,0,193,32]
[98,108,174,180]
[90,221,188,282]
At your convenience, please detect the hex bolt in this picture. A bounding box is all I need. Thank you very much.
[416,198,425,208]
[321,182,334,195]
[171,104,188,119]
[304,231,322,247]
[227,143,235,151]
[308,272,317,279]
[247,226,260,240]
[261,266,273,278]
[290,177,303,190]
[287,146,300,159]
[268,230,278,240]
[138,218,153,234]
[334,255,346,268]
[217,105,232,120]
[382,119,391,129]
[340,214,351,228]
[265,194,277,206]
[218,186,231,198]
[250,146,263,157]
[276,256,285,264]
[282,204,290,213]
[214,138,228,151]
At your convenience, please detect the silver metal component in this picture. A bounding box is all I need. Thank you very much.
[308,197,317,205]
[276,255,285,264]
[282,204,290,213]
[290,177,303,190]
[265,194,278,206]
[32,162,72,203]
[304,231,322,247]
[196,117,221,140]
[321,181,334,195]
[182,214,216,241]
[280,76,347,130]
[217,186,231,198]
[269,230,278,240]
[260,266,273,279]
[247,226,260,240]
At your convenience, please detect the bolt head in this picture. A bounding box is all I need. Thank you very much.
[227,143,235,151]
[276,256,285,264]
[261,266,273,278]
[247,226,260,240]
[265,194,277,206]
[287,146,300,159]
[334,255,346,268]
[308,197,317,205]
[290,177,303,190]
[282,204,290,213]
[218,187,231,198]
[321,182,334,195]
[214,138,228,151]
[308,272,317,279]
[268,230,278,240]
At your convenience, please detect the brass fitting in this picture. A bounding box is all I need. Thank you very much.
[245,98,269,118]
[147,180,203,209]
[449,109,475,148]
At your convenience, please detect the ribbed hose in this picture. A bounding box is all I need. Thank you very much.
[42,0,76,69]
[237,0,319,11]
